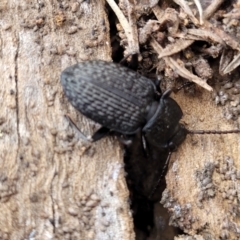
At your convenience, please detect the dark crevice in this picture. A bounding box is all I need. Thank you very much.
[14,34,20,156]
[106,3,183,239]
[124,133,181,240]
[106,3,124,63]
[106,15,183,240]
[50,171,57,233]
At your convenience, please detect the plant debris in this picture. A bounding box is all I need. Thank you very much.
[107,0,240,92]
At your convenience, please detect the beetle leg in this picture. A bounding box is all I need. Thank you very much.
[171,81,195,93]
[65,114,90,141]
[90,127,111,142]
[117,135,133,146]
[162,82,194,96]
[161,89,172,99]
[141,134,150,157]
[149,152,172,199]
[65,114,110,142]
[119,53,138,70]
[176,81,194,92]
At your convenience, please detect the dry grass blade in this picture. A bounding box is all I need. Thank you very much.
[150,37,213,91]
[219,49,234,75]
[203,0,225,20]
[106,0,139,55]
[172,0,199,25]
[187,28,225,45]
[157,39,194,58]
[168,58,212,91]
[193,0,203,24]
[222,52,240,74]
[209,23,240,51]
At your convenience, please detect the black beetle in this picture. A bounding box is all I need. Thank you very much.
[60,60,188,150]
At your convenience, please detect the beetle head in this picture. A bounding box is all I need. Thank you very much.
[144,94,187,151]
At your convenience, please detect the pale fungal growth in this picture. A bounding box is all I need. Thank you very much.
[192,58,213,80]
[212,71,240,120]
[195,162,216,205]
[160,190,197,230]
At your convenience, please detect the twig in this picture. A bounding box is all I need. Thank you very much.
[172,0,199,25]
[203,0,225,20]
[193,0,203,24]
[207,22,240,51]
[222,52,240,74]
[150,37,213,91]
[187,28,225,45]
[157,39,194,58]
[152,4,164,20]
[106,0,139,55]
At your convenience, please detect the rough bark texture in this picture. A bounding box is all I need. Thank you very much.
[0,1,134,239]
[166,91,240,240]
[1,0,240,239]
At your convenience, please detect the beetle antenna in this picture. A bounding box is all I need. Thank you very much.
[65,115,92,142]
[119,53,138,70]
[173,81,194,93]
[187,129,240,134]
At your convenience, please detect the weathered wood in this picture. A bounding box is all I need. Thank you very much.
[0,1,134,239]
[165,91,240,239]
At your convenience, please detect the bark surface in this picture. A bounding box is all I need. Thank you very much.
[168,91,240,240]
[1,1,240,239]
[0,1,134,239]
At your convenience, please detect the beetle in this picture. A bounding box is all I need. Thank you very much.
[60,60,188,151]
[61,60,240,201]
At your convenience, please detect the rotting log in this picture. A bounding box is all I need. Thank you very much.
[166,91,240,240]
[1,0,240,239]
[0,1,134,239]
